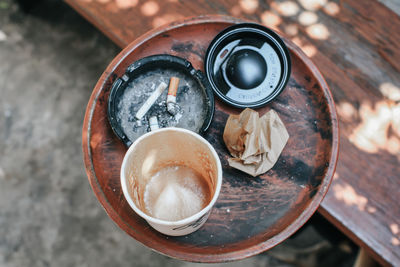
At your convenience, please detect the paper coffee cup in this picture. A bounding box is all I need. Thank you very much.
[120,127,222,236]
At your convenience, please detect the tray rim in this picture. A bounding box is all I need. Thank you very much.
[82,14,339,263]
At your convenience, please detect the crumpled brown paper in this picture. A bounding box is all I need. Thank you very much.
[223,108,289,177]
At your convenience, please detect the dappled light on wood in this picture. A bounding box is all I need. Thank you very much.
[272,1,300,17]
[283,24,298,36]
[337,102,357,121]
[115,0,138,9]
[298,0,327,11]
[291,37,302,47]
[331,174,376,214]
[350,102,391,153]
[290,37,317,57]
[141,1,159,16]
[323,2,340,16]
[239,0,259,14]
[367,206,376,214]
[349,100,400,157]
[391,224,399,235]
[333,183,367,211]
[306,23,330,40]
[390,224,400,246]
[299,11,318,26]
[393,105,400,136]
[380,82,400,101]
[78,0,343,58]
[260,11,282,28]
[230,5,242,16]
[301,44,317,57]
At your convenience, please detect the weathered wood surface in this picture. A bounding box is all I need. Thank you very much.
[68,0,400,265]
[82,16,338,262]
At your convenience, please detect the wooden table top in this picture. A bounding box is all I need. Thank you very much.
[66,0,400,266]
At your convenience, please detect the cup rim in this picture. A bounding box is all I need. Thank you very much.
[120,127,223,226]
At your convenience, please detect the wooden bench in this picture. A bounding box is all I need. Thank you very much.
[65,0,400,265]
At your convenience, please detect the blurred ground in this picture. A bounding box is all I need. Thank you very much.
[0,1,357,266]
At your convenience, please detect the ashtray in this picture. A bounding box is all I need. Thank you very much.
[107,54,214,146]
[205,23,291,108]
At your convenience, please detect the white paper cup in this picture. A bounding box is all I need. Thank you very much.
[120,127,222,236]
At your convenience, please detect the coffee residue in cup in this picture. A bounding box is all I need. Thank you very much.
[143,165,211,221]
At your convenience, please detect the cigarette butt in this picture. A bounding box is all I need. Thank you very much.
[149,116,159,131]
[167,77,180,115]
[168,77,180,97]
[135,82,167,120]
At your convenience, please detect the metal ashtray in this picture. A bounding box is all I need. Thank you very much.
[205,23,291,108]
[107,54,214,146]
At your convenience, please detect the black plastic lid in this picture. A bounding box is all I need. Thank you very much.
[205,23,291,108]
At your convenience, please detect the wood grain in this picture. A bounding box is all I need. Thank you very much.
[69,0,400,265]
[82,17,338,262]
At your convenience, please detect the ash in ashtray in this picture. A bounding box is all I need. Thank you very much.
[116,68,207,143]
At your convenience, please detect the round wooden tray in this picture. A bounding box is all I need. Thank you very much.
[82,15,339,263]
